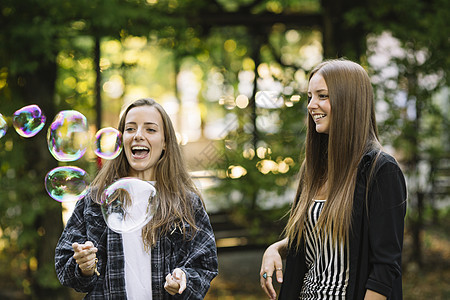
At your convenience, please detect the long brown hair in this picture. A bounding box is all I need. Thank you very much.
[91,98,202,249]
[285,59,381,248]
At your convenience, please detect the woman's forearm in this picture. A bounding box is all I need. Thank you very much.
[271,237,289,259]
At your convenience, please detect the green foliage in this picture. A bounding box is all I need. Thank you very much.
[347,0,449,80]
[209,99,307,211]
[0,0,77,74]
[355,0,449,265]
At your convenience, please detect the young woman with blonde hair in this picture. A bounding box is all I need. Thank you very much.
[260,59,407,299]
[55,98,218,299]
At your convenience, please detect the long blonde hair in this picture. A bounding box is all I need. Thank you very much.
[91,98,202,249]
[285,59,381,248]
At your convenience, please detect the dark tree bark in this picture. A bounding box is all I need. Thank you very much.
[321,0,368,59]
[18,60,69,298]
[95,36,102,132]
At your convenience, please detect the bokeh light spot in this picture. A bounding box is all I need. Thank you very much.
[236,95,249,109]
[224,40,237,52]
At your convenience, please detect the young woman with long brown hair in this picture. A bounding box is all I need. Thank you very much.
[260,59,407,299]
[55,98,218,299]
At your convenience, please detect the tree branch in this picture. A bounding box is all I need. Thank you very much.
[190,11,322,29]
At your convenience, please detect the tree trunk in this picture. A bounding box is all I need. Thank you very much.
[411,191,424,266]
[19,61,70,298]
[249,27,263,210]
[321,0,367,60]
[95,36,102,132]
[408,72,423,267]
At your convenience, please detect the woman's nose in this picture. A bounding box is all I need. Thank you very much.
[133,128,144,140]
[307,96,318,110]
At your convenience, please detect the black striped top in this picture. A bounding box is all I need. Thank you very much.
[300,200,349,299]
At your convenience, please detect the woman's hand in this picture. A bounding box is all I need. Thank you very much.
[364,289,387,300]
[260,238,288,300]
[72,241,98,277]
[164,268,187,295]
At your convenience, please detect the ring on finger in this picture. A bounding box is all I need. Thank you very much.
[262,272,272,279]
[276,268,282,271]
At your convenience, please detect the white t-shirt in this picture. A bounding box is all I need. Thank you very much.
[122,229,152,299]
[122,181,155,299]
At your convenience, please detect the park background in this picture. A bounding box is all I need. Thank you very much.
[0,0,448,299]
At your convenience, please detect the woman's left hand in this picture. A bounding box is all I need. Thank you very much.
[164,268,187,295]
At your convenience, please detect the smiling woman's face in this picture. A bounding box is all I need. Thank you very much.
[307,73,331,134]
[123,105,165,181]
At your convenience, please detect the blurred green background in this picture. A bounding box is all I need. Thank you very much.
[0,0,448,299]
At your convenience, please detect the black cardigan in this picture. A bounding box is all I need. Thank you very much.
[279,150,407,299]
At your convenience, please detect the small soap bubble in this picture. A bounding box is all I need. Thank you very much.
[12,104,46,138]
[45,166,89,202]
[0,113,7,139]
[101,178,157,233]
[94,127,123,160]
[47,110,89,162]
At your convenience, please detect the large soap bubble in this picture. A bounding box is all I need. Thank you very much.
[45,166,89,202]
[101,178,157,233]
[0,113,7,139]
[47,110,89,162]
[12,104,46,138]
[94,127,123,160]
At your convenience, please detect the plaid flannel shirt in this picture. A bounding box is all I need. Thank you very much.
[55,192,218,299]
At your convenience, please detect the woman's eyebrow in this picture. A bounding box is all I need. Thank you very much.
[125,121,159,126]
[144,122,159,126]
[307,88,328,94]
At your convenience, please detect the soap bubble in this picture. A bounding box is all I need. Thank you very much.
[47,110,89,162]
[45,166,89,202]
[94,127,123,160]
[101,178,157,233]
[12,104,46,138]
[0,113,7,139]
